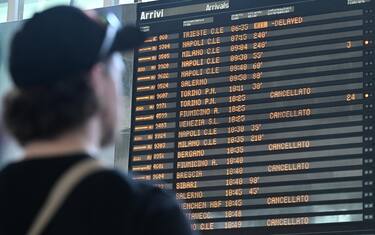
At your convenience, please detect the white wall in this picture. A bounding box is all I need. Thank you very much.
[0,21,23,167]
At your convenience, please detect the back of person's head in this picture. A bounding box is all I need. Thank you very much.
[3,6,145,147]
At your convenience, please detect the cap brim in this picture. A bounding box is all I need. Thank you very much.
[110,26,147,53]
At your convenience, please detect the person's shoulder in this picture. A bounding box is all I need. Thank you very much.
[81,169,188,223]
[0,161,21,173]
[0,166,7,185]
[82,168,173,204]
[0,162,18,182]
[84,170,194,235]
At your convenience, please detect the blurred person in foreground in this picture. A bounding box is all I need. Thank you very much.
[0,6,194,235]
[0,44,3,158]
[0,110,4,160]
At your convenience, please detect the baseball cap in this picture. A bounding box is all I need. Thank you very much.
[9,6,146,89]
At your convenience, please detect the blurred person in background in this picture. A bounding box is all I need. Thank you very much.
[0,6,194,235]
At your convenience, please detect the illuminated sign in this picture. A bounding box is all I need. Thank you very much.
[129,0,375,234]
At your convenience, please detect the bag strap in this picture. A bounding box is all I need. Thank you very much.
[27,158,105,235]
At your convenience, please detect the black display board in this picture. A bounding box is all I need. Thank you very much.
[128,0,375,234]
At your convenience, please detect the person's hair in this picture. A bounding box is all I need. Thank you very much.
[3,75,99,146]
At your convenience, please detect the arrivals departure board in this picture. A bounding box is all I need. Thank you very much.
[128,0,375,234]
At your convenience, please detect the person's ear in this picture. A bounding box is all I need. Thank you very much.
[89,63,107,97]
